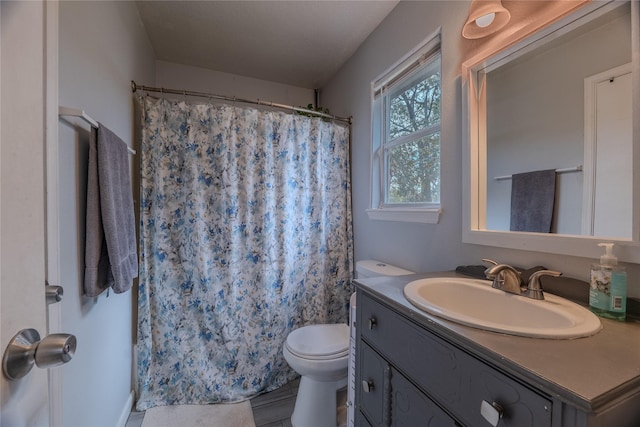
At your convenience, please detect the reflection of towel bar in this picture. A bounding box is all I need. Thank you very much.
[58,106,136,155]
[494,165,582,181]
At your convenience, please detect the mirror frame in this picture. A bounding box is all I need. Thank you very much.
[462,0,640,263]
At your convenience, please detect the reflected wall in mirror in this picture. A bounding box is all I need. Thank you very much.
[485,2,631,237]
[463,0,640,262]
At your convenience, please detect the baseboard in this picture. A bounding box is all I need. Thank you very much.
[116,391,135,427]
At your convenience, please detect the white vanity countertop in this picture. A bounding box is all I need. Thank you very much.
[354,271,640,413]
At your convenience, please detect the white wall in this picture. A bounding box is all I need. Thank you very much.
[321,1,640,297]
[58,2,155,426]
[156,60,315,107]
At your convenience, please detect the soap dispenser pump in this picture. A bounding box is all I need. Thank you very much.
[589,243,627,321]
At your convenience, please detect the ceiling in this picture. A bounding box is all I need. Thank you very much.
[136,1,400,89]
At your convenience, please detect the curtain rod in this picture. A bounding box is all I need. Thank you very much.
[131,81,352,125]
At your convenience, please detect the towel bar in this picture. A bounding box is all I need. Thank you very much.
[58,106,136,155]
[494,165,582,181]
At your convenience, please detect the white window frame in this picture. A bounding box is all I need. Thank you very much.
[367,30,442,224]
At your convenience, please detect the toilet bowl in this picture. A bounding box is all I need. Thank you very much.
[283,323,349,427]
[284,260,414,427]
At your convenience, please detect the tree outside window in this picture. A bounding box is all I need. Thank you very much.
[387,67,441,204]
[372,45,441,213]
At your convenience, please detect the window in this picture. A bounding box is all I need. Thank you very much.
[368,33,442,223]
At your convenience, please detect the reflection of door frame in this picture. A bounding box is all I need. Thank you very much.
[582,62,632,235]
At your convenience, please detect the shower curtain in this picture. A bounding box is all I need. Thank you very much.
[135,95,353,410]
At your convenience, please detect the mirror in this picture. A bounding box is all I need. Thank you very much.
[463,1,640,262]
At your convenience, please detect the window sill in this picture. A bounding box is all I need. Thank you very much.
[366,207,441,224]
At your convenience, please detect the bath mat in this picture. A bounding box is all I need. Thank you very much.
[141,401,256,427]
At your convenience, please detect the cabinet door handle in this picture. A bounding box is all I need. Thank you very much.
[368,317,377,330]
[480,400,503,427]
[362,379,374,393]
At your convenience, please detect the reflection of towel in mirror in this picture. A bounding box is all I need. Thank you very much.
[84,124,138,296]
[510,169,556,233]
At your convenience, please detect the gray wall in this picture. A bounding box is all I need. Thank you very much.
[156,60,315,107]
[58,2,155,426]
[321,1,640,297]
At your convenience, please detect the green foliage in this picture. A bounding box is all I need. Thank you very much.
[386,73,441,204]
[298,103,331,120]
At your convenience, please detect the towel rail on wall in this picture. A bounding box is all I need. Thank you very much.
[494,165,582,181]
[58,106,136,155]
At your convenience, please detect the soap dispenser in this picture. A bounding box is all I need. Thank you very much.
[589,243,627,321]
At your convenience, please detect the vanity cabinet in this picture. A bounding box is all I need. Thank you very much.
[360,341,458,426]
[355,290,552,426]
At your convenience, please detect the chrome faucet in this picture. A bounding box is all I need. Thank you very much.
[483,259,524,295]
[482,259,562,300]
[524,269,562,300]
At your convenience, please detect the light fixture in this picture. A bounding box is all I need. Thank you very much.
[462,0,511,39]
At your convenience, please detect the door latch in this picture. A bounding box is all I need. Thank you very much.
[46,285,64,304]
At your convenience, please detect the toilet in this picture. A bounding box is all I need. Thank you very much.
[284,260,414,427]
[283,323,350,427]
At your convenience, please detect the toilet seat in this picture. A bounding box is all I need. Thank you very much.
[285,323,349,360]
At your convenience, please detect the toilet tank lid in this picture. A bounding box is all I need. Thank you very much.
[355,260,414,277]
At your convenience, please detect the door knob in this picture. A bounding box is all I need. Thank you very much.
[2,328,77,381]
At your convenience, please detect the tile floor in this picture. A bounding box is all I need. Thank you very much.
[250,378,299,427]
[124,378,299,427]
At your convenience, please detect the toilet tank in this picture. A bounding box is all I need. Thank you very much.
[355,259,414,278]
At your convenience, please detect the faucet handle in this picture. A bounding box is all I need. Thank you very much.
[525,270,562,300]
[481,259,499,278]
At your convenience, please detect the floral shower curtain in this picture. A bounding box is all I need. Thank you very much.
[135,95,353,410]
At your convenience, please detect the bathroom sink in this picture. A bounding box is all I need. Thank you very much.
[403,278,602,339]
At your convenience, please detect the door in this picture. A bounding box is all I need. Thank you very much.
[592,71,633,237]
[1,1,55,425]
[582,63,633,238]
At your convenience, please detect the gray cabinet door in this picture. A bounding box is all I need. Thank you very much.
[357,291,553,427]
[358,343,389,426]
[391,367,458,426]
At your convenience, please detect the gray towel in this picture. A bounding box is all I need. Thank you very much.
[510,169,556,233]
[84,124,138,296]
[84,128,112,296]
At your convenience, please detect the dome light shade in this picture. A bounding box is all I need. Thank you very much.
[475,12,496,28]
[463,0,511,39]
